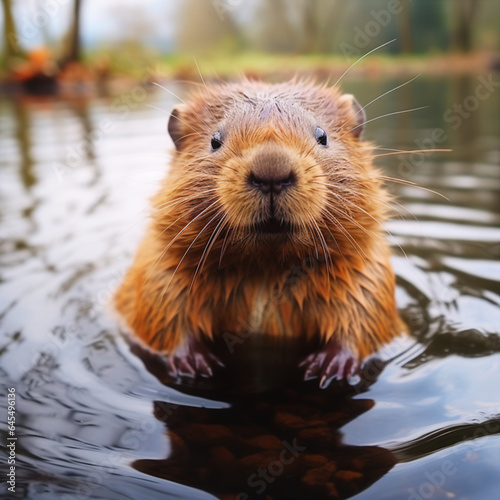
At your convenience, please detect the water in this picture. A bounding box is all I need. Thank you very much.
[0,74,499,500]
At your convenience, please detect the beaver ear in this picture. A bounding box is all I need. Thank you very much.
[168,104,190,150]
[338,94,366,139]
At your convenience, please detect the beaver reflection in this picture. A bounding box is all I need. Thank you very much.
[131,338,395,499]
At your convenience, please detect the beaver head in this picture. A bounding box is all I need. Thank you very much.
[159,79,389,269]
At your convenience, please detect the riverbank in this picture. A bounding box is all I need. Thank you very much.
[150,50,500,81]
[1,50,499,97]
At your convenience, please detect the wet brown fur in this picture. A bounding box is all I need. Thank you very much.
[114,79,404,361]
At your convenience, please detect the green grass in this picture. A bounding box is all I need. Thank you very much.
[81,48,489,81]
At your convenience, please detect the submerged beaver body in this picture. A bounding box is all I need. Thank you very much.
[115,79,405,387]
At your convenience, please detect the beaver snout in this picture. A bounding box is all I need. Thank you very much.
[247,143,297,195]
[248,171,296,194]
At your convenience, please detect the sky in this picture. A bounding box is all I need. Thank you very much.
[1,0,178,52]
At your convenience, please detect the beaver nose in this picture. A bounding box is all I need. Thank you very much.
[249,172,295,194]
[248,144,296,195]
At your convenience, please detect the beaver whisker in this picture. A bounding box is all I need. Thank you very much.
[160,207,225,302]
[154,208,197,241]
[152,81,211,131]
[318,176,428,258]
[371,148,451,158]
[153,193,220,247]
[389,200,420,223]
[159,79,206,89]
[166,115,206,140]
[323,199,376,240]
[302,141,319,160]
[335,74,421,135]
[332,184,417,224]
[321,191,378,233]
[379,176,448,200]
[118,191,219,245]
[171,151,211,159]
[190,213,229,290]
[320,208,368,264]
[320,182,405,225]
[155,189,219,212]
[339,198,409,260]
[193,57,208,93]
[152,199,221,272]
[320,215,344,263]
[311,218,334,281]
[218,225,233,268]
[306,221,320,261]
[374,146,417,152]
[175,131,206,143]
[322,188,383,231]
[294,198,333,275]
[338,106,429,141]
[314,179,392,215]
[331,38,396,89]
[229,230,253,248]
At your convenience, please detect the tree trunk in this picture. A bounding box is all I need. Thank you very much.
[2,0,21,61]
[61,0,82,65]
[397,0,413,53]
[454,0,479,53]
[300,0,318,53]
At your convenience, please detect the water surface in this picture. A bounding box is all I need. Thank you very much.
[0,74,499,499]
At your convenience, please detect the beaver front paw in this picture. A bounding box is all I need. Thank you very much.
[299,340,359,388]
[166,336,224,379]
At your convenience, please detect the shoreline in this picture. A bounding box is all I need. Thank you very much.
[1,51,499,98]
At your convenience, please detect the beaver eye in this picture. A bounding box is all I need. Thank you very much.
[211,131,223,151]
[315,127,328,147]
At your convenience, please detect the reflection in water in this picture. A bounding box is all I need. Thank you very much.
[0,75,499,499]
[70,98,102,186]
[13,99,36,190]
[129,335,399,499]
[455,75,479,165]
[135,393,395,499]
[131,336,396,498]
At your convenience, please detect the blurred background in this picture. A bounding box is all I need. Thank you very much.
[1,0,500,92]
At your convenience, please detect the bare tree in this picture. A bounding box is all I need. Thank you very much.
[453,0,479,52]
[252,0,296,52]
[60,0,82,65]
[2,0,21,61]
[396,0,413,53]
[251,0,346,54]
[177,0,240,53]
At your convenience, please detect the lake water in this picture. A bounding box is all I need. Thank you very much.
[1,74,499,500]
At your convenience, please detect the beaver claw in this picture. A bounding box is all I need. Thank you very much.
[166,337,224,379]
[299,340,359,389]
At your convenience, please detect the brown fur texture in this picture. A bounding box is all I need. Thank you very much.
[114,79,405,378]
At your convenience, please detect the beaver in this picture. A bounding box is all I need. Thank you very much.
[114,78,405,388]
